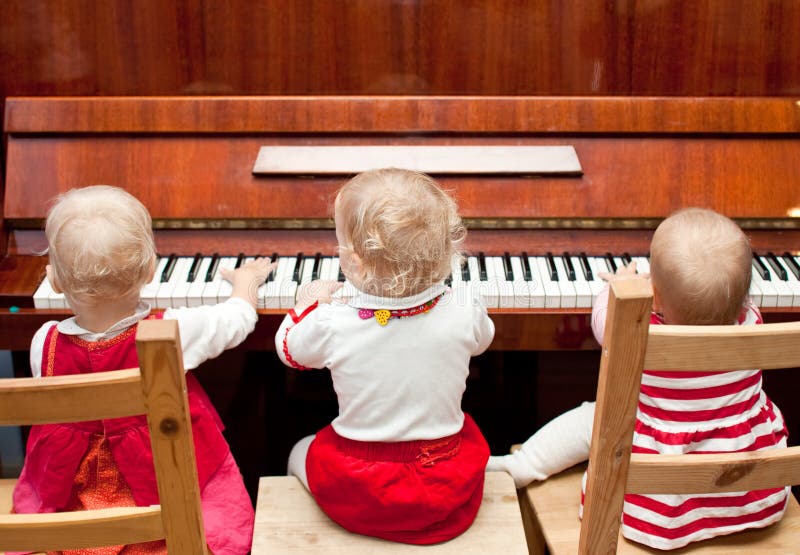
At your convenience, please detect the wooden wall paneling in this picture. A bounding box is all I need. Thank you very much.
[2,1,800,99]
[628,0,800,95]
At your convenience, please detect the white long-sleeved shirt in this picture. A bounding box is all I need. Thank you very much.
[30,297,257,377]
[276,283,495,442]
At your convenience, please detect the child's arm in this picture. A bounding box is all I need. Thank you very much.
[487,401,595,488]
[274,279,341,370]
[164,257,276,370]
[471,290,495,355]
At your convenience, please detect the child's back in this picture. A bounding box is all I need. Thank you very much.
[490,208,790,550]
[12,185,273,555]
[277,169,495,544]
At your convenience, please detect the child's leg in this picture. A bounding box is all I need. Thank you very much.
[487,401,595,488]
[287,434,315,490]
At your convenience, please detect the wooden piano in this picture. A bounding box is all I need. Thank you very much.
[2,96,800,485]
[2,96,800,349]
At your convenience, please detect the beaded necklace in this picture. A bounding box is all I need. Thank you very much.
[357,293,444,326]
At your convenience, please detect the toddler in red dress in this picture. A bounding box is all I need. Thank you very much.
[276,168,495,544]
[12,185,275,555]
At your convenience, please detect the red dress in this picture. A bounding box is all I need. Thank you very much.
[12,317,254,555]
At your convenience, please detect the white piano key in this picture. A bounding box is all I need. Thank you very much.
[533,257,561,308]
[750,264,775,307]
[587,257,610,307]
[319,257,334,281]
[568,256,592,308]
[298,256,316,288]
[215,257,238,303]
[632,256,650,274]
[509,256,531,308]
[264,257,296,309]
[33,277,54,309]
[760,256,794,308]
[525,256,546,308]
[490,256,514,309]
[779,255,800,307]
[141,256,168,306]
[201,256,231,305]
[170,257,201,308]
[155,257,190,308]
[186,257,214,308]
[553,256,577,308]
[330,257,342,282]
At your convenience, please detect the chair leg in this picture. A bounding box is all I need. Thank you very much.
[518,487,546,555]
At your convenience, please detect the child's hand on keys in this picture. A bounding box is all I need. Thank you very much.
[296,280,343,308]
[221,257,278,307]
[598,260,649,283]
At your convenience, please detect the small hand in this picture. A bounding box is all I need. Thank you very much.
[296,280,344,308]
[220,257,278,307]
[597,260,649,283]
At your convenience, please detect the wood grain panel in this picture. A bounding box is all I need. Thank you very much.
[6,97,800,133]
[2,1,799,97]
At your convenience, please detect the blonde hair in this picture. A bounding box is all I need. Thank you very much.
[46,185,156,304]
[650,208,751,325]
[335,168,465,297]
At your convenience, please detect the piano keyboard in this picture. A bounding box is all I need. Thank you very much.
[31,252,800,311]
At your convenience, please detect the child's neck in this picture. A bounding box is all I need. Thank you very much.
[71,296,142,334]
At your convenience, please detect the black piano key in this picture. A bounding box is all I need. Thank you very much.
[204,253,220,282]
[561,251,576,281]
[266,252,279,282]
[159,254,177,283]
[444,273,452,287]
[579,252,593,281]
[311,252,322,280]
[753,255,771,281]
[292,252,304,282]
[604,252,617,274]
[477,252,488,281]
[461,258,471,281]
[545,252,558,281]
[234,252,246,269]
[502,252,514,281]
[766,252,788,281]
[521,251,532,281]
[622,252,633,266]
[782,252,800,280]
[338,266,345,282]
[186,252,202,282]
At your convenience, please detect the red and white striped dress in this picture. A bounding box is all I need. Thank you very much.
[588,303,790,550]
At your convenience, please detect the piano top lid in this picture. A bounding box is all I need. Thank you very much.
[5,96,800,134]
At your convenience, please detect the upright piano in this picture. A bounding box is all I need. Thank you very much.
[2,96,799,484]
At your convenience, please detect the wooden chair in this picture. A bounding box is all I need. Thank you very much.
[251,472,529,553]
[519,278,800,554]
[0,319,208,554]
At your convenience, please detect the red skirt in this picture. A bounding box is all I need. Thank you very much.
[306,414,489,545]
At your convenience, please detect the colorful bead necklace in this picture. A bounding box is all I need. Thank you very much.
[357,293,444,326]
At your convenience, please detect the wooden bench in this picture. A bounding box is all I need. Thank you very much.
[251,471,528,554]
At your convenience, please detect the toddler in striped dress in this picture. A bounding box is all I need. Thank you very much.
[488,207,790,550]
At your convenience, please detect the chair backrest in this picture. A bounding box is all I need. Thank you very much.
[580,278,800,554]
[0,319,208,554]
